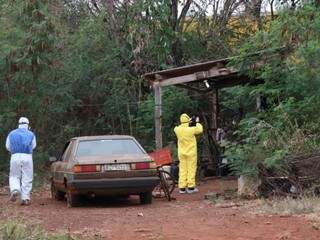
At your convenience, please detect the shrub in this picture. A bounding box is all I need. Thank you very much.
[0,219,76,240]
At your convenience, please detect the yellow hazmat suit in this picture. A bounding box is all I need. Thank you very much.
[174,113,203,189]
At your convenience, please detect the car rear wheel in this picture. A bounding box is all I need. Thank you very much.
[140,192,152,204]
[51,182,65,201]
[67,190,80,207]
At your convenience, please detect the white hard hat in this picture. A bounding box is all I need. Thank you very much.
[18,117,29,125]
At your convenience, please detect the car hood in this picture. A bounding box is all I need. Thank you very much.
[74,154,152,165]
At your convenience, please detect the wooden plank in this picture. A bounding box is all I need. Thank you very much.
[155,74,164,80]
[159,67,238,87]
[143,58,229,80]
[159,72,204,87]
[154,81,163,150]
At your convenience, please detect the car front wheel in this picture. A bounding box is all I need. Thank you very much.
[140,192,152,204]
[67,190,80,207]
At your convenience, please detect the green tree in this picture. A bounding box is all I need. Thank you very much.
[225,5,320,176]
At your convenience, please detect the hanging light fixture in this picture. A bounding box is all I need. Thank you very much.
[203,80,210,88]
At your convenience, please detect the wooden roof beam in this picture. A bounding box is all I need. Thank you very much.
[177,83,209,93]
[157,66,238,87]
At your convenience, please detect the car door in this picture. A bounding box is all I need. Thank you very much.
[53,141,74,191]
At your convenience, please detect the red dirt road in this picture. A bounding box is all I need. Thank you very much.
[1,179,319,240]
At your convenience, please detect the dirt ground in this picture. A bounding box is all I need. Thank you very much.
[1,178,320,240]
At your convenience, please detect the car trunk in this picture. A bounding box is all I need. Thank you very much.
[74,154,152,165]
[72,154,157,180]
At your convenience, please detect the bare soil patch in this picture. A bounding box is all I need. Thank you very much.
[1,178,319,240]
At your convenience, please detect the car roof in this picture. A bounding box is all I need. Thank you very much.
[71,135,136,141]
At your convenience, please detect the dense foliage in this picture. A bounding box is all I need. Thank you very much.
[0,0,319,184]
[0,0,244,184]
[225,5,320,176]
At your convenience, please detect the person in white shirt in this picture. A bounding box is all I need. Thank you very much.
[6,117,36,206]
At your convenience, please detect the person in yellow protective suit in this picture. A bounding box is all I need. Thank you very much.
[174,113,203,194]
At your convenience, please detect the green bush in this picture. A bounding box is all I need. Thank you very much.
[0,219,76,240]
[225,5,320,176]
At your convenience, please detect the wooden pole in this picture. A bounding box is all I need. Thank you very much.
[154,81,163,150]
[211,87,220,175]
[212,87,219,133]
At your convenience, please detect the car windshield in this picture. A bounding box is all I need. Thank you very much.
[76,139,144,156]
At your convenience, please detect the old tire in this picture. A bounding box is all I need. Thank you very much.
[140,192,152,204]
[51,182,65,201]
[67,190,80,207]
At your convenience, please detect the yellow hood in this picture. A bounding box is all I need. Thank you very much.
[180,113,190,124]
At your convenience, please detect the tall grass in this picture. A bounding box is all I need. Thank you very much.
[0,219,76,240]
[258,196,320,215]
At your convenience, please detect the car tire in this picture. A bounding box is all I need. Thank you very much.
[140,192,152,204]
[67,190,80,207]
[119,194,130,199]
[51,182,65,201]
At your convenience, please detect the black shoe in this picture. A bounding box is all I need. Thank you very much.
[179,188,186,194]
[21,199,30,206]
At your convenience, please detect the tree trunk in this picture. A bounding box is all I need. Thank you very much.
[103,0,118,40]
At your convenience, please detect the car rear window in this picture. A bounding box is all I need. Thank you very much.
[76,139,145,156]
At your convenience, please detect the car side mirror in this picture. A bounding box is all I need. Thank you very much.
[49,156,57,163]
